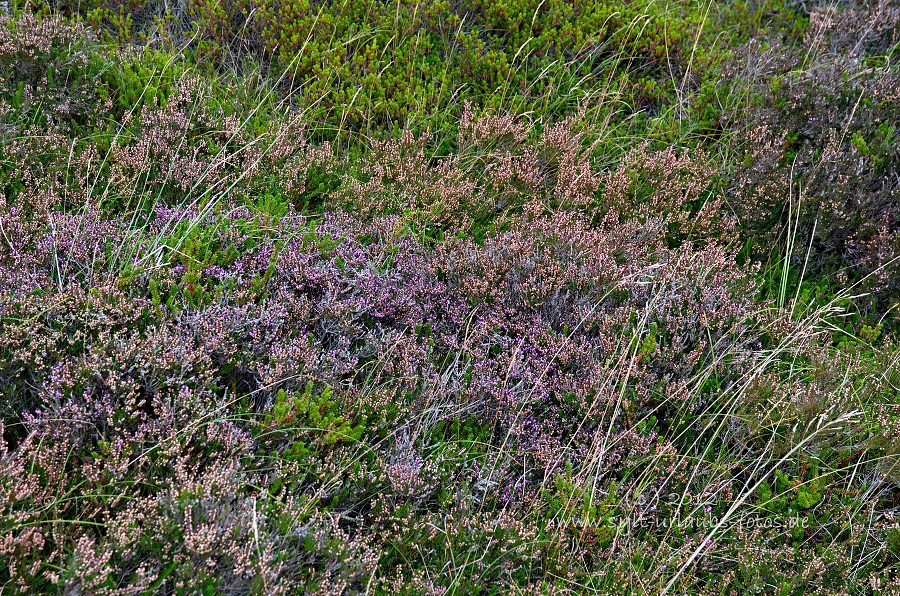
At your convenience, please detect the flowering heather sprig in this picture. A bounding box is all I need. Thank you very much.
[0,11,100,128]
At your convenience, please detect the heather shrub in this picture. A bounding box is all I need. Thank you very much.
[0,17,343,250]
[336,102,732,243]
[726,0,900,313]
[0,11,103,129]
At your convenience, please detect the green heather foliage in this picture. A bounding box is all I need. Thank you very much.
[2,1,900,594]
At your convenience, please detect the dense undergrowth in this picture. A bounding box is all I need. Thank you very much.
[1,0,900,593]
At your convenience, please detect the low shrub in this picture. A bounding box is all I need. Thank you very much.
[725,0,900,315]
